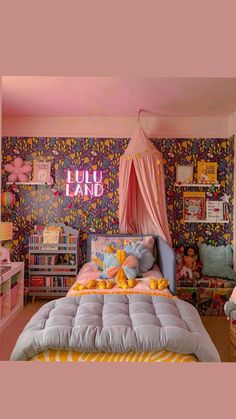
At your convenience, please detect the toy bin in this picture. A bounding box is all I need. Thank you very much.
[10,282,19,310]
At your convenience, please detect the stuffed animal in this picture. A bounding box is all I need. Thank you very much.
[98,280,107,290]
[73,283,86,291]
[106,280,114,289]
[86,279,98,289]
[149,278,169,290]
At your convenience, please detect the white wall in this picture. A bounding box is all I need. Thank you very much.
[2,115,228,138]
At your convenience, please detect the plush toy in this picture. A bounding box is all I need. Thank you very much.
[106,280,114,289]
[1,191,16,207]
[98,280,107,290]
[4,157,32,182]
[102,249,138,288]
[86,279,98,289]
[149,278,169,290]
[73,283,86,291]
[127,279,137,288]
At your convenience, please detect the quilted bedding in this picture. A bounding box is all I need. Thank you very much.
[10,290,220,361]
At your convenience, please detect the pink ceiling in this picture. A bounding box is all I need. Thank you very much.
[2,76,236,117]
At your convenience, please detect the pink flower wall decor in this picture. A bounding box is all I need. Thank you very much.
[4,157,32,182]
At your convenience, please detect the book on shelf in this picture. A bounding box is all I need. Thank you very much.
[176,165,193,184]
[30,276,75,288]
[32,161,52,183]
[34,225,45,234]
[183,191,206,221]
[197,161,218,184]
[43,226,61,244]
[30,254,59,265]
[206,200,224,221]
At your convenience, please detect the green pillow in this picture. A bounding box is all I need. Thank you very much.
[197,243,236,280]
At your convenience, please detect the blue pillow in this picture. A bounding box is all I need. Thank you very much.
[197,243,236,280]
[125,243,154,274]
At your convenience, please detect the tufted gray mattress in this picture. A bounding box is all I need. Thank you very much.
[10,294,220,361]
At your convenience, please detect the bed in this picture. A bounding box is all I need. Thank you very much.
[10,234,220,362]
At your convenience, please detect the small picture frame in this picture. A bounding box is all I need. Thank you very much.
[176,165,193,184]
[183,191,206,221]
[32,161,52,184]
[206,200,224,221]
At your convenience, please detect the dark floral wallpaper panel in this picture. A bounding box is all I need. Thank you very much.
[1,136,234,272]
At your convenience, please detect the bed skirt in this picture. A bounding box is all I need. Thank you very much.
[31,350,198,362]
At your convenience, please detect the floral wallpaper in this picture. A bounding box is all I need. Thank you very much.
[1,136,234,276]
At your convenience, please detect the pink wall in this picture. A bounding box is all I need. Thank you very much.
[0,77,2,215]
[2,115,228,138]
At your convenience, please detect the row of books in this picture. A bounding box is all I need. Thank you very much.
[29,254,59,265]
[30,234,77,244]
[30,276,75,288]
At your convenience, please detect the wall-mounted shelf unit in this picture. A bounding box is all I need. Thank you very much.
[174,183,220,188]
[184,219,229,224]
[6,182,53,186]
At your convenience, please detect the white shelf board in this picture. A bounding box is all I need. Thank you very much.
[184,219,229,224]
[174,183,220,188]
[6,182,53,186]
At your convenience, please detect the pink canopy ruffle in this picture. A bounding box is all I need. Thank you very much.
[119,124,172,246]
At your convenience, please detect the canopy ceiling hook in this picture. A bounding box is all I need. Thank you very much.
[137,109,143,125]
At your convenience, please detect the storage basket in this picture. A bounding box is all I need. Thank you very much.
[10,282,19,310]
[229,319,236,362]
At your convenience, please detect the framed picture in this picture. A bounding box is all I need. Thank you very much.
[197,161,218,184]
[43,226,61,249]
[206,200,224,221]
[176,165,193,184]
[32,161,52,183]
[183,191,206,221]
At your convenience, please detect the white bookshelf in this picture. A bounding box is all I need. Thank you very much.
[28,224,79,301]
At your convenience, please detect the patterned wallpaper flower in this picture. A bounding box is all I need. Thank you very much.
[1,136,234,275]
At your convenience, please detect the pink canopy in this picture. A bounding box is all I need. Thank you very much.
[119,124,172,246]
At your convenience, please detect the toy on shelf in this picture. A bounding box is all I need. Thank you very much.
[1,191,16,208]
[4,157,32,182]
[176,245,202,280]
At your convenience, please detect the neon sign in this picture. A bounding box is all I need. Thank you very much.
[65,170,104,197]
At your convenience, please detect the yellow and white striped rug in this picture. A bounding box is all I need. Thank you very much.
[31,350,198,362]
